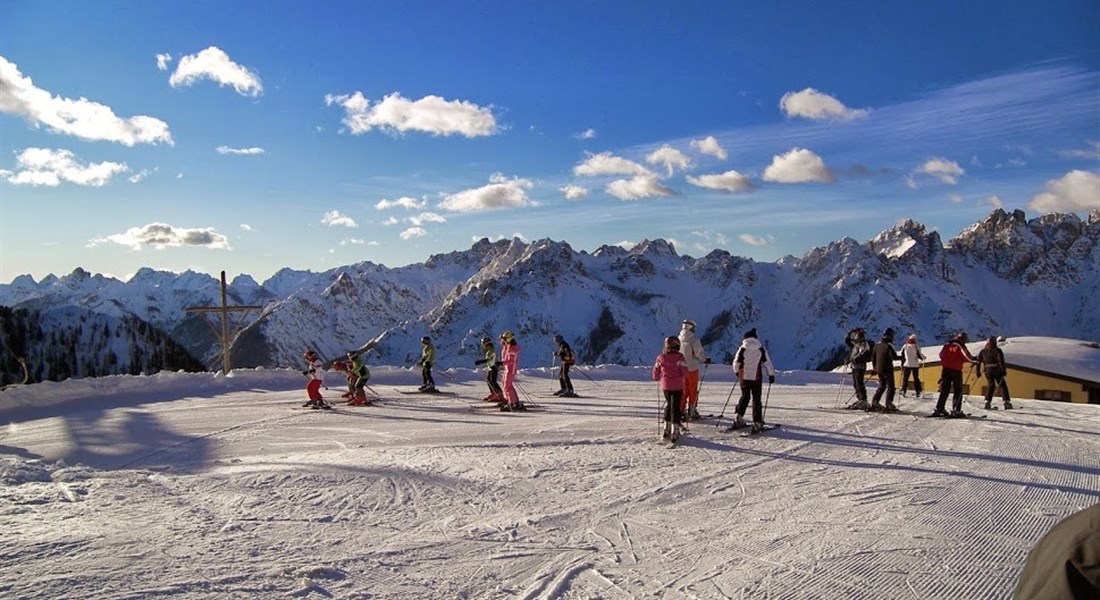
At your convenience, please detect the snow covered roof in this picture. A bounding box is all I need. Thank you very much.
[936,336,1100,384]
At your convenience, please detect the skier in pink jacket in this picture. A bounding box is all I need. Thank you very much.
[499,331,525,411]
[652,336,688,441]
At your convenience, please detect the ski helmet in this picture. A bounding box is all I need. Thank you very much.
[682,319,696,330]
[553,334,563,344]
[304,350,317,360]
[333,360,347,372]
[665,336,681,350]
[883,327,895,341]
[481,336,493,346]
[500,331,515,343]
[421,336,431,344]
[744,328,757,339]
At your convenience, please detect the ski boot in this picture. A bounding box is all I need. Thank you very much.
[883,404,899,413]
[689,407,701,421]
[948,410,967,418]
[726,416,748,432]
[1004,401,1014,410]
[867,402,884,412]
[846,399,870,410]
[670,423,681,442]
[930,408,949,417]
[984,401,992,410]
[751,421,766,434]
[663,421,672,440]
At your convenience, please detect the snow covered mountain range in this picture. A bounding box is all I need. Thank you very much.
[2,209,1097,379]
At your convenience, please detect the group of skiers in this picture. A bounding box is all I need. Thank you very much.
[652,320,777,441]
[845,327,1014,418]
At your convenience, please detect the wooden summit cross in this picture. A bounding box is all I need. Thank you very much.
[185,271,262,375]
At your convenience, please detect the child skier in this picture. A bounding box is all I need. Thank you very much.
[301,350,332,410]
[652,336,688,442]
[418,336,437,393]
[499,331,525,411]
[731,328,776,432]
[474,336,504,403]
[346,352,372,406]
[553,334,577,397]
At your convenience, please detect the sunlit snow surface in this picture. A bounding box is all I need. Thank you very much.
[2,366,1097,599]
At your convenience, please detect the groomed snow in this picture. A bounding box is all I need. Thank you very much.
[2,366,1097,599]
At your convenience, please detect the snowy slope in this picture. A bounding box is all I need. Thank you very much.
[1,368,1096,599]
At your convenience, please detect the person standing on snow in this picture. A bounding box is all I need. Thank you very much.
[652,336,688,441]
[499,331,525,411]
[900,334,925,398]
[552,334,577,397]
[731,328,777,433]
[869,328,900,412]
[346,352,372,406]
[845,328,872,410]
[977,336,1014,410]
[474,336,504,403]
[932,332,978,417]
[418,336,437,393]
[301,350,332,410]
[678,319,711,421]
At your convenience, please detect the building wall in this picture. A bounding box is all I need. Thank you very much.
[902,364,1094,404]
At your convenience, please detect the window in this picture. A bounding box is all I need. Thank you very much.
[1035,389,1071,402]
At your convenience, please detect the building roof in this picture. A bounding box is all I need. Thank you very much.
[934,336,1100,385]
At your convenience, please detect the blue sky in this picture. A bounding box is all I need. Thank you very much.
[1,0,1098,284]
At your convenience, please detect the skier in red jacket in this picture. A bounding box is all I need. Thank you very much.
[932,333,977,417]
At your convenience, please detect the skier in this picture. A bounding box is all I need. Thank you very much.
[345,352,372,406]
[730,328,777,433]
[652,336,688,441]
[932,332,978,417]
[499,331,525,411]
[869,328,900,412]
[552,334,577,397]
[900,334,925,398]
[474,336,504,403]
[301,350,332,410]
[678,319,711,420]
[844,328,872,409]
[977,336,1014,410]
[418,336,437,393]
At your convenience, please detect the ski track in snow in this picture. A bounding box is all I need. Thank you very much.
[1,371,1098,599]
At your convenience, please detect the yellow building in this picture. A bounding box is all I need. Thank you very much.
[908,337,1099,404]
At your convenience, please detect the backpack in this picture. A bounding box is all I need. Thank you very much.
[850,341,872,364]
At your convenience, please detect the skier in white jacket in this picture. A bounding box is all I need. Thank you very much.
[678,319,710,420]
[731,328,776,432]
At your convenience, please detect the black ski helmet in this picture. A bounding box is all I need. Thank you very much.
[421,336,431,344]
[883,327,895,341]
[553,334,563,344]
[481,336,492,346]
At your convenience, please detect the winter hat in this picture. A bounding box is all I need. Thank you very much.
[986,336,998,347]
[665,336,681,351]
[553,334,564,344]
[907,334,917,343]
[883,327,895,341]
[744,328,757,339]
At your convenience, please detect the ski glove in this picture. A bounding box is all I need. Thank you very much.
[704,357,712,364]
[768,375,775,384]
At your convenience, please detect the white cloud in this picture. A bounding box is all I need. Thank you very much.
[561,184,589,200]
[739,233,775,247]
[339,238,367,246]
[1028,170,1100,213]
[382,216,400,226]
[325,91,497,137]
[605,173,674,200]
[686,170,756,193]
[169,46,262,97]
[90,222,231,250]
[574,128,597,140]
[1058,141,1100,160]
[910,158,965,187]
[690,136,728,160]
[321,210,358,228]
[128,168,154,184]
[948,194,964,204]
[400,226,427,240]
[573,152,651,177]
[409,212,447,226]
[762,148,836,184]
[779,88,868,120]
[438,173,534,212]
[646,145,692,177]
[984,195,1004,209]
[0,56,172,146]
[155,53,172,71]
[691,230,730,246]
[216,145,264,155]
[1,147,127,187]
[240,224,253,232]
[375,196,426,211]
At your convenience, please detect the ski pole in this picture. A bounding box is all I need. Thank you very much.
[550,355,557,391]
[573,365,601,386]
[716,379,738,427]
[762,380,773,422]
[657,386,664,437]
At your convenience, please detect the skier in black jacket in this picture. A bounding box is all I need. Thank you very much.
[845,328,871,409]
[870,328,900,412]
[977,336,1014,410]
[553,335,577,397]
